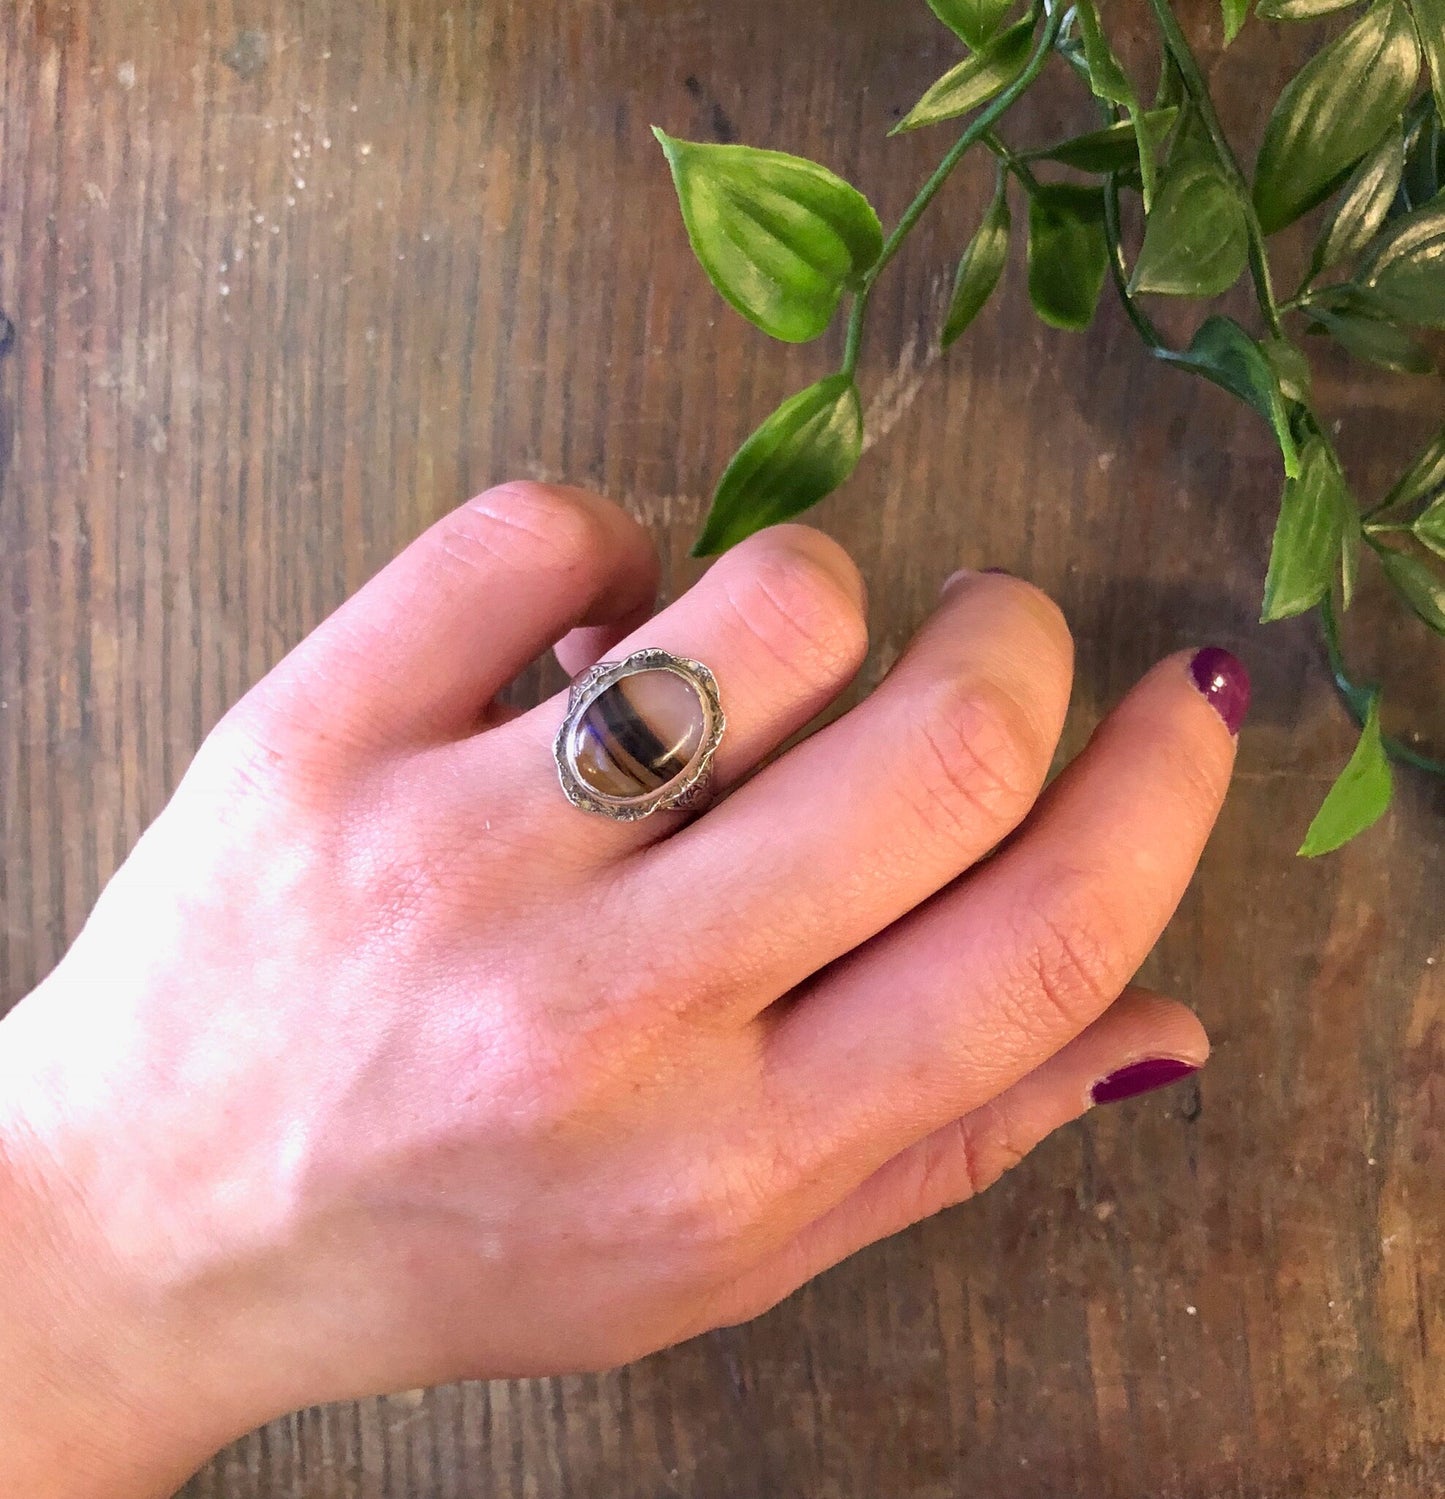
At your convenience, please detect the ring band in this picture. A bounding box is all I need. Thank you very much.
[554,648,726,821]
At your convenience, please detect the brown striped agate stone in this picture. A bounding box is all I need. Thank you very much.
[569,667,708,800]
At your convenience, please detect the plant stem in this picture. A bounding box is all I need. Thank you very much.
[983,129,1044,194]
[1142,0,1284,339]
[1102,171,1166,350]
[1319,594,1445,776]
[842,1,1065,377]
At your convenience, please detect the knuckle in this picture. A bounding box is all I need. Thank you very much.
[454,482,615,579]
[1010,894,1122,1036]
[720,536,868,687]
[904,675,1049,844]
[194,699,356,817]
[951,1105,1030,1202]
[910,1117,977,1212]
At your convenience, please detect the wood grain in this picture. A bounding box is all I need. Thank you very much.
[3,0,1444,1493]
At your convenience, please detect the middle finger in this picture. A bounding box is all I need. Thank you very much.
[622,569,1075,1016]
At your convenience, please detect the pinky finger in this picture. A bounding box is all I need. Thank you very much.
[712,988,1207,1325]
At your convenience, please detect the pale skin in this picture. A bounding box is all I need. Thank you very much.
[0,482,1241,1498]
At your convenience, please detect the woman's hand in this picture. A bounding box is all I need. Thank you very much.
[0,484,1245,1496]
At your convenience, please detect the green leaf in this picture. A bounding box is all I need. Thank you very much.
[1401,105,1442,205]
[927,0,1013,49]
[1381,423,1445,510]
[1308,123,1405,277]
[1298,693,1393,856]
[1307,304,1435,370]
[1076,0,1134,105]
[943,179,1011,347]
[1415,493,1445,554]
[1074,0,1157,206]
[1223,0,1251,42]
[1159,316,1302,477]
[1253,0,1421,234]
[893,18,1036,133]
[1026,110,1179,173]
[1130,139,1250,296]
[654,131,883,344]
[1260,336,1314,401]
[1408,0,1445,122]
[1357,194,1445,324]
[1342,499,1363,606]
[1377,544,1445,629]
[1027,184,1109,331]
[1259,0,1359,17]
[1261,436,1351,619]
[693,375,863,555]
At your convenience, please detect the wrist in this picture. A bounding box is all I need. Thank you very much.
[0,990,226,1498]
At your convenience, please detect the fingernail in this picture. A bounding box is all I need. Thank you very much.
[1091,1057,1199,1106]
[1188,646,1251,736]
[941,566,1014,598]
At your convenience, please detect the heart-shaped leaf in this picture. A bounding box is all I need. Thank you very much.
[1159,316,1302,477]
[1261,436,1351,620]
[1027,184,1109,331]
[943,179,1011,347]
[1357,194,1445,324]
[654,131,883,343]
[1025,110,1179,173]
[1130,139,1250,296]
[694,375,864,555]
[1377,544,1445,630]
[1298,693,1393,856]
[1308,123,1405,277]
[1253,0,1420,234]
[894,18,1036,133]
[926,0,1014,49]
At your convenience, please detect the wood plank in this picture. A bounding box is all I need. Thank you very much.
[2,0,1442,1493]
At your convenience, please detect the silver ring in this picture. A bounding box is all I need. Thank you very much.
[553,648,726,821]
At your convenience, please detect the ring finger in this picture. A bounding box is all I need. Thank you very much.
[451,522,871,860]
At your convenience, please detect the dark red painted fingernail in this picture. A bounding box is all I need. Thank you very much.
[1189,646,1251,736]
[1091,1057,1199,1106]
[983,566,1013,576]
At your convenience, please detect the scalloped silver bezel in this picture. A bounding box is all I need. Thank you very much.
[553,648,725,821]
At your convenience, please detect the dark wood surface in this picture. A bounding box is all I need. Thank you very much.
[3,0,1444,1494]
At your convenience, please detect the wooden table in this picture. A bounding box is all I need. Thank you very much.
[3,0,1443,1493]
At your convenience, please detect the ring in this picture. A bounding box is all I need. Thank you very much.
[554,648,726,821]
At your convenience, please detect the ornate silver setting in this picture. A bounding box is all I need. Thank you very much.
[553,647,726,821]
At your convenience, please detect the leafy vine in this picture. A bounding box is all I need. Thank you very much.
[655,0,1445,854]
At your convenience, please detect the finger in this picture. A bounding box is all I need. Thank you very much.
[471,524,869,855]
[243,483,660,750]
[554,603,657,680]
[714,988,1206,1323]
[763,646,1244,1183]
[619,570,1073,1015]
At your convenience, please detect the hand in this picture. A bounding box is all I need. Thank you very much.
[0,484,1244,1496]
